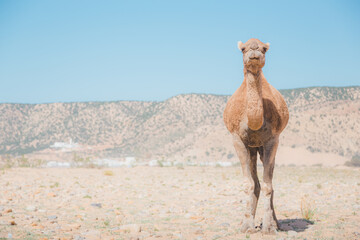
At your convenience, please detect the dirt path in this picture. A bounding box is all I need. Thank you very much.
[1,166,360,239]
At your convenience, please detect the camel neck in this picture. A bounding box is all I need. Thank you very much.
[245,70,264,130]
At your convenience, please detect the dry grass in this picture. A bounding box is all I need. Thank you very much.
[103,170,114,176]
[301,195,317,221]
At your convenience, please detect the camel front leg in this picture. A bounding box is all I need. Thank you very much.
[233,135,260,233]
[261,137,280,234]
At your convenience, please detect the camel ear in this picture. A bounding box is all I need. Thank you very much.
[265,42,270,50]
[237,41,244,51]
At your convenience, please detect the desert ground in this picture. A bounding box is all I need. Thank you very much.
[1,166,360,240]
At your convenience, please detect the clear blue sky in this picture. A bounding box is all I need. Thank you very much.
[0,0,359,103]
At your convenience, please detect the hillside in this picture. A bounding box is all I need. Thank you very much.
[0,86,359,163]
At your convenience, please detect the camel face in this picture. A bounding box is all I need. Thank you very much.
[238,39,270,72]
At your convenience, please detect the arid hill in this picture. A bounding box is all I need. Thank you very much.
[0,86,359,162]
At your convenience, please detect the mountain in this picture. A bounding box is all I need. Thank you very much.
[0,86,359,163]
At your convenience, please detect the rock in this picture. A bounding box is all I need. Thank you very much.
[26,205,37,211]
[74,236,85,240]
[47,192,57,197]
[173,233,182,239]
[91,203,102,208]
[34,224,45,230]
[63,223,81,231]
[5,209,12,213]
[288,230,297,236]
[7,233,12,239]
[72,223,81,229]
[120,224,141,233]
[81,230,101,239]
[48,215,58,220]
[219,222,230,228]
[140,230,151,238]
[10,220,16,225]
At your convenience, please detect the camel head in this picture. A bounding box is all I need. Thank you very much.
[238,38,270,73]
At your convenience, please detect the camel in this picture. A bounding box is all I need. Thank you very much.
[223,38,289,234]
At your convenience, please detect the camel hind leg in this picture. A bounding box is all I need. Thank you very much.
[233,135,260,233]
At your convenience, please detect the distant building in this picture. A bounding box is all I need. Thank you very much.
[50,138,79,149]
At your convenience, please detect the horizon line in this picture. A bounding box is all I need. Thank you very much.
[0,85,359,105]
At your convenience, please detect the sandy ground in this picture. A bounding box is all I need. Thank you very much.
[1,166,360,240]
[275,147,349,167]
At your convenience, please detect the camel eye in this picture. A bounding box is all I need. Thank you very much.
[263,47,268,53]
[241,47,245,52]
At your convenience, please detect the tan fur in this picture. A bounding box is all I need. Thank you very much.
[223,38,289,234]
[223,72,288,133]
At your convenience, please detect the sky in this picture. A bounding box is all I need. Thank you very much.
[0,0,359,103]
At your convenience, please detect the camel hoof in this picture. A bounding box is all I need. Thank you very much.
[246,227,259,234]
[261,224,278,235]
[240,225,257,234]
[240,220,257,233]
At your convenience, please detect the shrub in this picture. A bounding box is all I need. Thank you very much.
[307,146,321,153]
[157,160,164,167]
[227,153,234,159]
[345,154,360,167]
[301,196,316,221]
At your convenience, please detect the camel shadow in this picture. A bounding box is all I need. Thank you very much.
[278,218,314,232]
